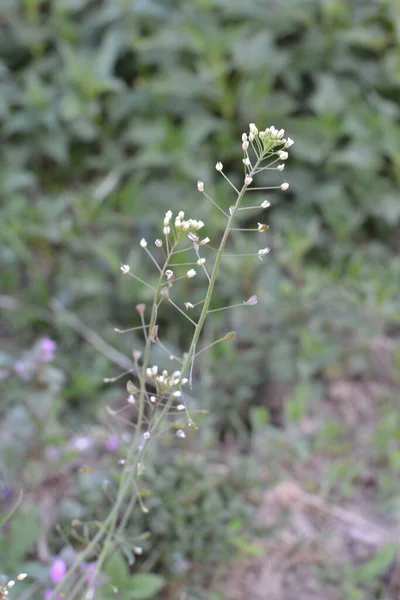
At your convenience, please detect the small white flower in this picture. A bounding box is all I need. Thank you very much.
[187,269,197,278]
[128,394,135,404]
[17,575,28,581]
[134,546,143,555]
[120,264,130,274]
[197,258,206,265]
[178,210,185,219]
[176,429,186,438]
[7,581,15,588]
[163,226,171,235]
[258,247,271,260]
[277,128,285,138]
[185,302,194,310]
[242,157,251,166]
[277,164,285,171]
[143,432,151,440]
[150,395,156,403]
[215,162,223,172]
[242,133,248,142]
[165,269,174,280]
[257,223,268,232]
[281,182,289,191]
[285,137,294,147]
[261,200,270,208]
[242,140,249,151]
[182,377,188,385]
[245,295,258,306]
[278,151,288,160]
[177,404,185,411]
[244,175,253,185]
[249,132,254,142]
[140,238,147,248]
[197,180,204,192]
[164,210,172,226]
[249,123,258,136]
[173,390,182,397]
[200,237,210,245]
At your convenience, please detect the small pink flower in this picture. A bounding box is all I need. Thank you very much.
[14,360,28,379]
[86,562,97,584]
[40,338,57,362]
[50,559,67,584]
[105,434,119,452]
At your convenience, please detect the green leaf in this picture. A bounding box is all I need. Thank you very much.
[0,490,23,529]
[350,544,397,584]
[128,573,166,599]
[3,506,41,567]
[104,551,130,585]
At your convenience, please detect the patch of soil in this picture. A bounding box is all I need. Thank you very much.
[218,336,400,600]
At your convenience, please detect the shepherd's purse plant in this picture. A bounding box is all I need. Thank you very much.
[48,123,293,600]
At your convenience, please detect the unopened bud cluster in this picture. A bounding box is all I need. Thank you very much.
[146,365,188,397]
[242,124,294,158]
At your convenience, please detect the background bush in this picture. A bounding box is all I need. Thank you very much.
[1,0,400,597]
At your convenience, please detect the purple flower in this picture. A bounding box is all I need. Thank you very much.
[14,360,29,380]
[40,338,57,362]
[105,434,119,453]
[86,562,97,584]
[50,559,67,584]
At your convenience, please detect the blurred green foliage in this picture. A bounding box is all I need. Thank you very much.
[2,0,400,597]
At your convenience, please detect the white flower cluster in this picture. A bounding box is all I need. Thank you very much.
[162,210,205,239]
[242,124,294,155]
[1,574,27,598]
[146,365,188,395]
[174,210,204,234]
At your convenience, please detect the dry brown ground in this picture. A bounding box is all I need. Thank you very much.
[218,337,400,600]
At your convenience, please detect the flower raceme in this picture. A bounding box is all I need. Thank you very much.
[51,123,293,599]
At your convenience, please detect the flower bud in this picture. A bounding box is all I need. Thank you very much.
[245,295,258,306]
[136,303,146,316]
